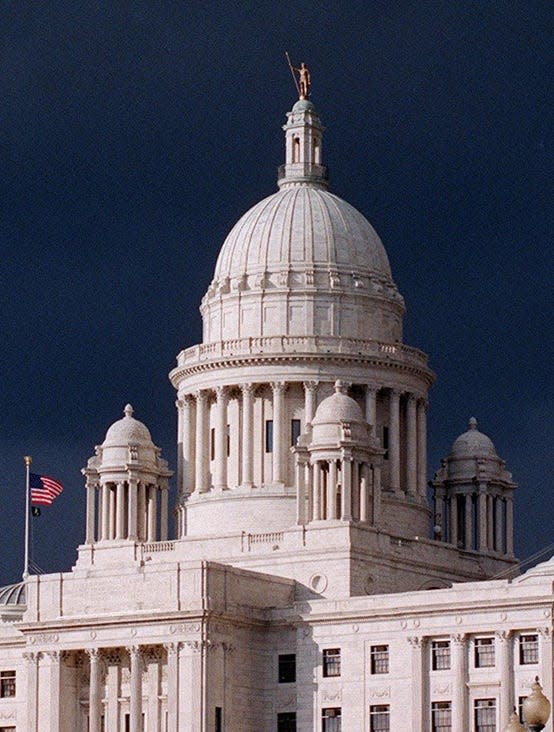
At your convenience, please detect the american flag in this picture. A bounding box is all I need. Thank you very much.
[30,473,63,506]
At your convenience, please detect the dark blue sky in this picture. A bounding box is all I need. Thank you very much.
[1,2,552,587]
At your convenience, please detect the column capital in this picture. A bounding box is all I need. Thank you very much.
[495,629,512,643]
[240,382,255,396]
[303,380,318,392]
[406,392,417,405]
[407,636,425,649]
[365,383,379,394]
[196,389,208,404]
[450,633,466,646]
[215,385,229,401]
[164,642,181,657]
[126,645,142,659]
[537,627,551,639]
[272,380,286,394]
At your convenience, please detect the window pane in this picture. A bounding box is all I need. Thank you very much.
[370,645,389,674]
[519,634,538,665]
[0,671,15,698]
[370,704,390,732]
[474,638,495,668]
[323,649,341,677]
[474,698,496,732]
[322,708,341,732]
[431,640,451,670]
[265,420,273,453]
[431,701,452,732]
[291,419,301,446]
[277,712,296,732]
[278,654,296,683]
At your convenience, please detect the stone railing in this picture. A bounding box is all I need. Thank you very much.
[176,335,428,368]
[142,541,175,554]
[247,531,284,551]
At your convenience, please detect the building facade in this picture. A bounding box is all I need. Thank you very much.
[0,91,549,732]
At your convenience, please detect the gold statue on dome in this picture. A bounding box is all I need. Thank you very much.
[285,52,311,99]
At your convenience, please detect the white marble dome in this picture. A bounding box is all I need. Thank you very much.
[311,381,371,447]
[103,404,153,447]
[200,99,405,346]
[213,187,393,284]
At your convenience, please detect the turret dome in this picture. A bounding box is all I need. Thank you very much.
[312,381,365,425]
[451,417,498,458]
[103,404,153,447]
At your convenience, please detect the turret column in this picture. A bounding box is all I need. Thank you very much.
[341,455,353,520]
[406,394,417,496]
[115,481,125,540]
[365,384,378,426]
[328,460,337,519]
[416,399,428,497]
[85,481,96,544]
[388,390,401,493]
[303,381,318,425]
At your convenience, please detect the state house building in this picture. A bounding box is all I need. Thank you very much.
[0,84,551,732]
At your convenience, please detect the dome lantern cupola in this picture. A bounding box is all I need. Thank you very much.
[278,98,328,190]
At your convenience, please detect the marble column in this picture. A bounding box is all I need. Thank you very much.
[306,463,313,522]
[351,461,360,520]
[46,651,61,732]
[214,386,229,490]
[128,646,143,732]
[372,464,381,525]
[303,381,318,425]
[495,497,504,552]
[272,382,285,484]
[365,384,378,426]
[487,494,494,550]
[24,652,39,732]
[388,390,401,493]
[88,649,102,732]
[416,399,428,498]
[451,634,468,732]
[109,484,116,539]
[341,456,353,520]
[477,486,487,551]
[313,462,321,520]
[128,478,138,541]
[86,482,96,544]
[116,481,126,540]
[165,643,179,732]
[359,463,369,523]
[328,460,337,519]
[497,630,513,729]
[464,493,473,550]
[434,489,444,539]
[178,395,194,495]
[101,483,110,540]
[296,455,307,524]
[138,482,146,542]
[450,495,458,546]
[408,637,426,732]
[195,390,208,493]
[505,496,514,555]
[538,628,552,704]
[147,485,157,542]
[160,487,168,541]
[241,384,254,487]
[406,394,417,496]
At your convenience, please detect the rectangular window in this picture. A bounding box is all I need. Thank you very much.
[0,670,15,698]
[519,634,539,665]
[431,640,451,670]
[226,424,230,457]
[265,420,274,453]
[322,707,341,732]
[291,418,301,446]
[370,645,389,674]
[124,713,143,732]
[474,637,495,668]
[277,712,297,732]
[0,727,16,732]
[431,701,452,732]
[382,426,389,459]
[278,653,296,683]
[322,648,341,677]
[474,698,496,732]
[369,704,390,732]
[215,706,222,732]
[210,427,215,460]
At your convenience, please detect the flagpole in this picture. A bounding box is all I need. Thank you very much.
[23,455,32,579]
